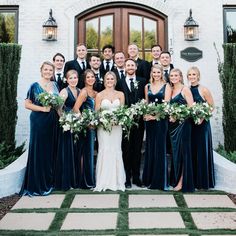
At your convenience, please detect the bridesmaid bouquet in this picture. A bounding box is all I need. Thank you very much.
[144,102,168,121]
[37,91,64,109]
[129,99,148,118]
[166,103,191,123]
[190,102,213,124]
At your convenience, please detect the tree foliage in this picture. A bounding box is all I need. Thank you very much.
[0,13,15,43]
[220,43,236,152]
[0,43,21,146]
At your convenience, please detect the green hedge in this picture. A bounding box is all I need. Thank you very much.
[0,43,21,146]
[220,44,236,152]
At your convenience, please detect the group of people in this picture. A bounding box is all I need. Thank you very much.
[20,43,215,196]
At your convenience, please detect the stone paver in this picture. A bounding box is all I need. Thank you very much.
[133,235,188,236]
[70,194,119,208]
[129,194,177,208]
[0,213,55,230]
[129,212,185,229]
[192,212,236,229]
[61,212,118,230]
[12,194,65,209]
[184,194,236,208]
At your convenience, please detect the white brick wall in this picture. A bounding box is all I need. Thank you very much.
[1,0,234,147]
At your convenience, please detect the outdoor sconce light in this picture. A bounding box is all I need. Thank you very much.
[184,9,199,41]
[42,9,57,41]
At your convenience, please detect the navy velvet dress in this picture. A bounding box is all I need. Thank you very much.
[169,93,194,192]
[190,85,215,189]
[54,87,80,191]
[142,84,168,190]
[75,95,95,189]
[20,82,59,196]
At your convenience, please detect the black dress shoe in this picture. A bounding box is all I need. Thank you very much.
[125,181,132,188]
[133,179,143,187]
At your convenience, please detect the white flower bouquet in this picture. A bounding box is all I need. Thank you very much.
[37,91,64,109]
[190,102,213,124]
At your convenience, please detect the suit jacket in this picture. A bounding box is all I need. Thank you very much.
[135,58,151,84]
[116,76,146,107]
[63,59,90,89]
[113,68,125,81]
[100,60,116,78]
[163,63,174,83]
[52,74,65,91]
[93,70,104,92]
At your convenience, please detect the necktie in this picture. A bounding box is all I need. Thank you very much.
[95,73,99,82]
[130,78,135,92]
[120,70,125,80]
[81,61,86,71]
[164,70,169,82]
[57,73,61,82]
[105,61,110,71]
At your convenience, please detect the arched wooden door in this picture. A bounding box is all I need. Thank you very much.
[76,3,167,60]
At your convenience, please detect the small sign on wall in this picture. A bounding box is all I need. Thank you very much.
[180,47,203,62]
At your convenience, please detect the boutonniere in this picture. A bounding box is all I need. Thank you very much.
[63,77,67,83]
[133,80,139,90]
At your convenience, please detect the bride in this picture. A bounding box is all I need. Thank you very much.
[94,71,126,191]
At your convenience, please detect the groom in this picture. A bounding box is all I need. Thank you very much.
[116,58,146,188]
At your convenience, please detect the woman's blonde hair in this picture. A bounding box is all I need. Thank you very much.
[66,69,78,79]
[40,61,55,73]
[150,64,164,83]
[169,68,184,85]
[187,66,201,81]
[104,71,117,87]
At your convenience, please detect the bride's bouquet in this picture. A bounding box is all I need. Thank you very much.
[37,91,64,109]
[190,102,213,124]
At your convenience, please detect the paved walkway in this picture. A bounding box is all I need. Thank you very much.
[0,189,236,235]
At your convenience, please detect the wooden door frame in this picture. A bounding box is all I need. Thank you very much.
[75,2,168,55]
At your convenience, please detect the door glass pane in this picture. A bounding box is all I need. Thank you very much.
[100,15,113,48]
[0,12,17,43]
[225,10,236,43]
[145,52,152,61]
[86,18,98,50]
[129,15,142,48]
[144,18,157,49]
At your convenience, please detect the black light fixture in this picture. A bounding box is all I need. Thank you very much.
[42,9,57,41]
[184,9,199,41]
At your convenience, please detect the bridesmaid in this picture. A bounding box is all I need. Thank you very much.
[187,66,215,189]
[142,64,171,190]
[169,68,195,192]
[73,69,97,189]
[20,61,59,196]
[54,70,80,191]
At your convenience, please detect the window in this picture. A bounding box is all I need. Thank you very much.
[223,6,236,43]
[0,6,18,43]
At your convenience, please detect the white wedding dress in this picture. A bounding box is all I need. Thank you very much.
[94,99,126,191]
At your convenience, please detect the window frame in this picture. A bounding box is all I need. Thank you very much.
[0,6,19,43]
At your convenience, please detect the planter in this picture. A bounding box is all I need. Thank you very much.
[214,151,236,194]
[0,150,27,198]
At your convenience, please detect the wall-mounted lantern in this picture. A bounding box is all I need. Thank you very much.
[42,9,57,41]
[184,9,199,41]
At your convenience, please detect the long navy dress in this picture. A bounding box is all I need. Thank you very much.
[75,95,95,189]
[169,93,194,192]
[190,85,215,189]
[54,87,80,191]
[20,82,59,196]
[142,84,168,190]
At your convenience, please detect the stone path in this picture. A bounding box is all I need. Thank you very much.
[0,190,236,235]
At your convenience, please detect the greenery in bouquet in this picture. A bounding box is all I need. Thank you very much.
[144,101,168,121]
[113,105,138,138]
[129,99,147,118]
[96,109,117,132]
[37,91,64,109]
[166,103,190,123]
[190,102,213,124]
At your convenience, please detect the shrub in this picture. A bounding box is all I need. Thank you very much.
[216,144,236,164]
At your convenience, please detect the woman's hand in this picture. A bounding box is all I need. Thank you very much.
[41,106,51,112]
[144,115,156,121]
[169,116,176,122]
